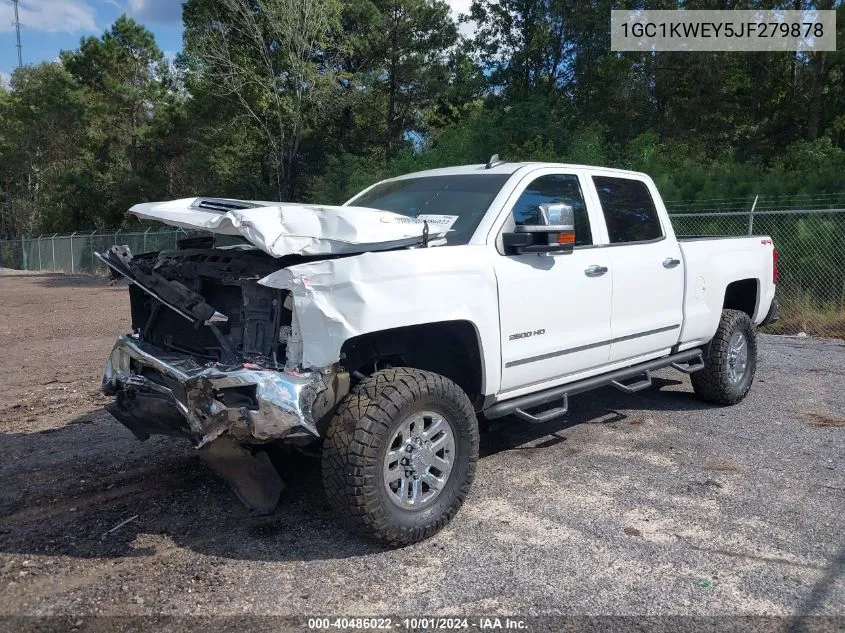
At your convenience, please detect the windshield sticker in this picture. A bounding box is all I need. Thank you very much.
[390,215,459,232]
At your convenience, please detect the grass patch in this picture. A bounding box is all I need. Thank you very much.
[762,294,845,339]
[804,413,845,428]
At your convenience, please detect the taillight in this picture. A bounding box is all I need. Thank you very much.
[772,248,778,284]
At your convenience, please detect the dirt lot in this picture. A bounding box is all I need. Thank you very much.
[1,270,844,621]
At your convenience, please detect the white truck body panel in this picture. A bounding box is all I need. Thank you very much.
[678,236,777,348]
[480,167,616,392]
[494,245,614,392]
[584,169,686,362]
[603,238,684,361]
[130,163,777,402]
[259,246,502,394]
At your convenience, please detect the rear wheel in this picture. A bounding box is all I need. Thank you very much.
[691,309,757,405]
[321,368,479,546]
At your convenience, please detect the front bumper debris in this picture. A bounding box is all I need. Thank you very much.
[102,334,324,447]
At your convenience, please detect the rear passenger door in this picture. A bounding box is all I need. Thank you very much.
[589,173,683,362]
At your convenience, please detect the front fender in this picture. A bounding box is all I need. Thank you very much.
[259,246,501,396]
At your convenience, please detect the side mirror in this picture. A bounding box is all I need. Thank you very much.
[538,203,570,226]
[503,204,576,255]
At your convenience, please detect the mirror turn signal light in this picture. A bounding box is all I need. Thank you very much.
[554,231,576,245]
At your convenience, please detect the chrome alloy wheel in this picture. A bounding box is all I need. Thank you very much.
[383,411,455,509]
[727,330,749,384]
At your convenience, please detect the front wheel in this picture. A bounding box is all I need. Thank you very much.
[321,368,479,546]
[691,309,757,405]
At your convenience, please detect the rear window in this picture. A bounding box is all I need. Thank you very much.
[348,174,510,245]
[593,176,663,244]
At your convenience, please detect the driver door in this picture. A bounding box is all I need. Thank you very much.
[494,171,613,393]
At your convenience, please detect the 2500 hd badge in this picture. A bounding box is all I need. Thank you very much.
[509,329,546,340]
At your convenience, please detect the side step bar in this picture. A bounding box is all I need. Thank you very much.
[485,348,704,422]
[513,395,568,424]
[611,373,653,393]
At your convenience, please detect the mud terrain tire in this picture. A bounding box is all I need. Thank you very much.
[321,368,479,546]
[692,309,757,405]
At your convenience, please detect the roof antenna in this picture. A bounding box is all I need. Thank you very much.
[485,154,505,169]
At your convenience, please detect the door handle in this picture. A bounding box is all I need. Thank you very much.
[663,258,681,269]
[584,265,608,277]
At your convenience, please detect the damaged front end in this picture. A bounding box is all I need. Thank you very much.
[102,334,325,447]
[97,241,348,448]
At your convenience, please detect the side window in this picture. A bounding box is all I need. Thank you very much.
[592,176,663,243]
[510,174,592,246]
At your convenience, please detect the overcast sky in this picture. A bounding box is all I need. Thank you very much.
[0,0,474,87]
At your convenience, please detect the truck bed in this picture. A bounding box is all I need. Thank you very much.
[678,235,776,349]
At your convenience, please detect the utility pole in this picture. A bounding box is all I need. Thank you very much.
[13,0,23,68]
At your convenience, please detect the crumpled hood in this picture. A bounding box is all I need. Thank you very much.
[128,197,457,257]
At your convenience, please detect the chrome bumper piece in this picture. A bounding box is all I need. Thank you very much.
[102,334,324,447]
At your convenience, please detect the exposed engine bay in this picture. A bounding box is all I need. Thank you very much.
[97,237,350,451]
[110,238,298,366]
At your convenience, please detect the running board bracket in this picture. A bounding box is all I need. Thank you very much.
[671,355,706,374]
[611,372,652,393]
[513,395,569,424]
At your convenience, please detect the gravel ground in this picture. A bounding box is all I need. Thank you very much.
[0,271,843,622]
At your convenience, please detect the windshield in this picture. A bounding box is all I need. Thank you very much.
[347,174,511,245]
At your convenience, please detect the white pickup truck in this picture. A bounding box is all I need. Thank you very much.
[98,158,779,545]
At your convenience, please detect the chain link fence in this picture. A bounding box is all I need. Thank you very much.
[668,207,845,338]
[1,205,844,338]
[0,228,201,275]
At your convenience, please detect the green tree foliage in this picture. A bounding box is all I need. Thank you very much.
[0,2,843,237]
[12,17,173,231]
[182,0,343,200]
[0,63,88,233]
[371,0,458,158]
